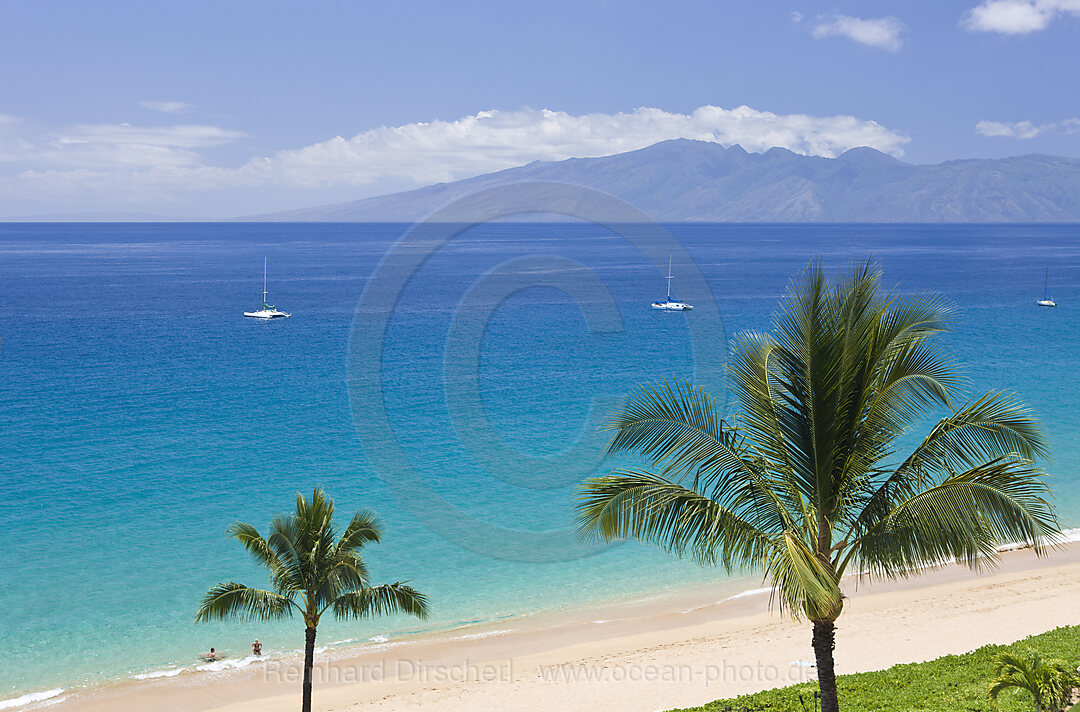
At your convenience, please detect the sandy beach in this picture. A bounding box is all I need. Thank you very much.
[44,541,1080,712]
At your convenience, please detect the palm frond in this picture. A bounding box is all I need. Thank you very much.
[336,509,382,553]
[863,340,956,431]
[727,331,800,482]
[227,522,283,573]
[845,458,1059,578]
[576,470,772,569]
[331,583,430,620]
[606,378,796,527]
[849,392,1050,542]
[316,551,371,603]
[899,392,1049,471]
[607,380,737,479]
[761,530,843,620]
[195,582,296,623]
[875,289,953,342]
[266,515,306,594]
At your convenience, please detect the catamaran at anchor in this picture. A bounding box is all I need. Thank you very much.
[652,257,693,311]
[244,258,291,319]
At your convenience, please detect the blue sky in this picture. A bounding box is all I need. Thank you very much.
[0,0,1078,217]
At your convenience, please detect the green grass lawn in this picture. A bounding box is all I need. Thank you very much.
[669,626,1080,712]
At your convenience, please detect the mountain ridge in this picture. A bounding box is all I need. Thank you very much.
[240,140,1080,223]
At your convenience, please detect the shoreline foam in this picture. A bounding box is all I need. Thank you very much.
[0,689,64,710]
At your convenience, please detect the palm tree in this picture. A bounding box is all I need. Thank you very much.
[576,260,1059,712]
[196,487,430,712]
[987,648,1078,711]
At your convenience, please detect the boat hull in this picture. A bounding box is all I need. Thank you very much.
[652,301,693,311]
[244,310,291,319]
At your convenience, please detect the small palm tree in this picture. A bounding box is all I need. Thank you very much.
[577,260,1060,712]
[196,487,430,712]
[987,648,1078,712]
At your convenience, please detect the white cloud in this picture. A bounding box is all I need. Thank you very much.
[811,15,907,51]
[963,0,1080,33]
[242,106,911,189]
[0,114,32,161]
[140,100,193,113]
[3,122,248,169]
[0,105,909,208]
[976,118,1080,138]
[57,123,242,150]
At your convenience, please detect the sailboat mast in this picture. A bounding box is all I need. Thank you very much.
[666,257,674,300]
[1044,268,1049,299]
[263,257,268,305]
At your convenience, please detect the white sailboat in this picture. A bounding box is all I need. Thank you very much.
[652,257,693,311]
[1036,268,1056,308]
[244,258,291,319]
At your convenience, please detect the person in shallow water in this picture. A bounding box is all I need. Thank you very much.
[205,647,217,660]
[252,640,262,656]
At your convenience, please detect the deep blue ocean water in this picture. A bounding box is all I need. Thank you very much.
[1,222,1079,701]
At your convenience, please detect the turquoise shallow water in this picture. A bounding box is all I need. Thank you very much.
[1,222,1079,702]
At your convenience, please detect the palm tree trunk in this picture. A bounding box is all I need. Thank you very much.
[812,620,839,712]
[302,626,317,712]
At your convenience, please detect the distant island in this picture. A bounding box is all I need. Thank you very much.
[241,139,1080,223]
[8,140,1080,224]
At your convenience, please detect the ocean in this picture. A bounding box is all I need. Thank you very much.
[1,222,1078,704]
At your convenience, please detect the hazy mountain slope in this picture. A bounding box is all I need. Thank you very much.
[244,140,1080,222]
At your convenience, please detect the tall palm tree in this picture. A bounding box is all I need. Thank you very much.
[196,487,430,712]
[987,649,1078,712]
[576,260,1059,712]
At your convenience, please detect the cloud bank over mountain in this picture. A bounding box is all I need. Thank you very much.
[244,106,910,188]
[0,105,908,212]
